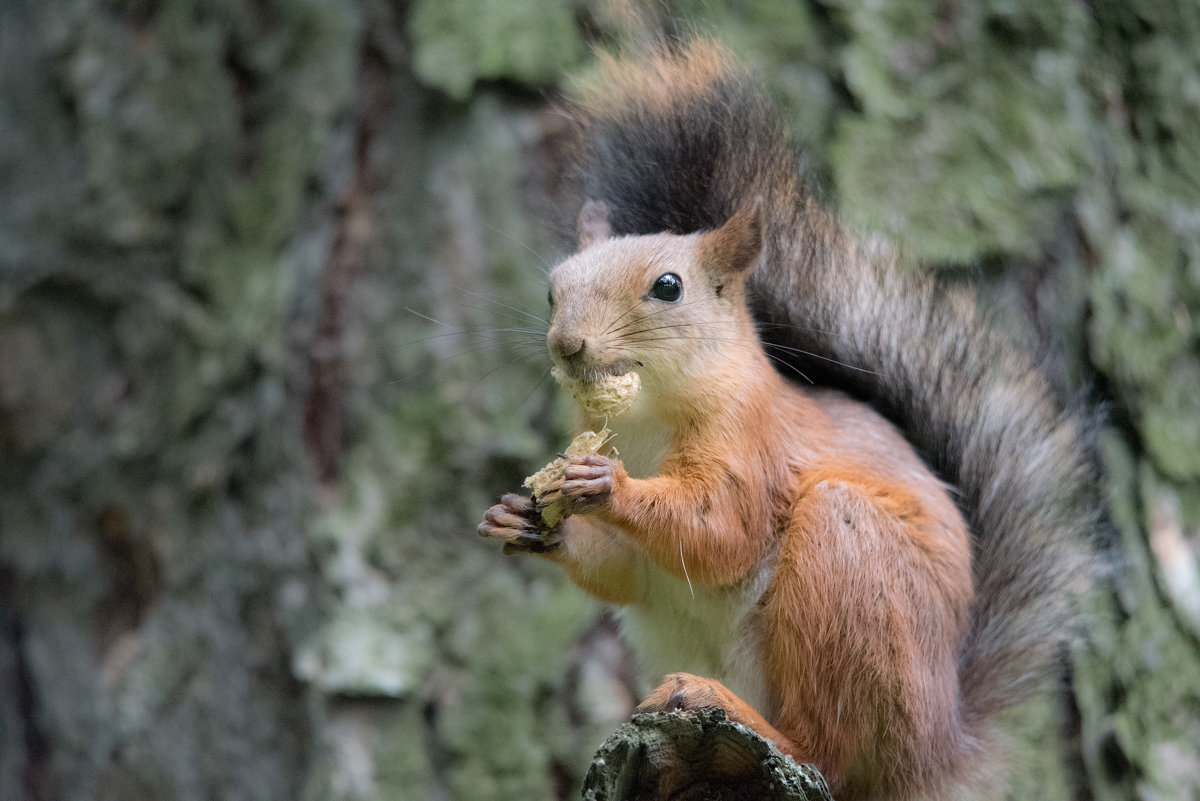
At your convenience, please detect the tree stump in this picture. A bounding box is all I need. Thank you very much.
[582,709,833,801]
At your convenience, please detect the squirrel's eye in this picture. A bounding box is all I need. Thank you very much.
[649,272,683,302]
[547,288,555,308]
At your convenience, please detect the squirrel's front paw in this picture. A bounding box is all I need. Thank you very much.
[540,454,619,514]
[478,493,561,554]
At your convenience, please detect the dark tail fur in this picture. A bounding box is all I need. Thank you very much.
[570,38,1102,769]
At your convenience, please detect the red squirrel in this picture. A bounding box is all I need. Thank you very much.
[478,40,1100,800]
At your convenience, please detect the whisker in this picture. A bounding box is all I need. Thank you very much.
[604,297,716,337]
[617,325,878,376]
[761,352,814,384]
[398,328,547,350]
[448,284,551,328]
[601,297,652,335]
[453,301,551,331]
[400,306,547,349]
[633,338,814,384]
[464,349,552,397]
[402,306,454,327]
[390,334,547,385]
[624,333,859,381]
[596,249,672,333]
[481,221,555,276]
[518,365,555,408]
[619,319,717,338]
[753,320,842,338]
[762,343,879,375]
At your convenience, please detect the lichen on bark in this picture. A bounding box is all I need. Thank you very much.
[2,1,1198,800]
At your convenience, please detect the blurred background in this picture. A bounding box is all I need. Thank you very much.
[1,1,1198,799]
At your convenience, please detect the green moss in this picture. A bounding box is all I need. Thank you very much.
[437,567,593,800]
[408,0,582,100]
[373,702,438,801]
[1073,435,1200,801]
[295,608,435,698]
[1083,165,1200,481]
[1140,362,1200,481]
[293,76,600,798]
[584,709,832,801]
[831,4,1091,262]
[1002,695,1074,800]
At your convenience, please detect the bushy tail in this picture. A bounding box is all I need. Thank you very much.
[570,38,1103,747]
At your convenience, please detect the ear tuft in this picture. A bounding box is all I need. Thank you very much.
[701,196,764,277]
[577,200,613,250]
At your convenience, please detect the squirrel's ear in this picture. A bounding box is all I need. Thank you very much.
[702,196,764,277]
[577,200,612,250]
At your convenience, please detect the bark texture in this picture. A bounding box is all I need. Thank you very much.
[582,710,832,801]
[0,1,1196,800]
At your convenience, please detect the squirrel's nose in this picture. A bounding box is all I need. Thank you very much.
[549,332,586,362]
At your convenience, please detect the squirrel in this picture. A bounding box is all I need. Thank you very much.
[478,39,1102,800]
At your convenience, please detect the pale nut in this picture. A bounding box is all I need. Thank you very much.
[551,366,641,418]
[523,428,613,527]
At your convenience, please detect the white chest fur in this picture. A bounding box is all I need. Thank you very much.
[618,559,771,711]
[597,409,772,710]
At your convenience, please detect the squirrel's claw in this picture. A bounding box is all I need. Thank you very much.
[636,673,735,716]
[478,495,561,554]
[548,455,616,513]
[502,530,561,554]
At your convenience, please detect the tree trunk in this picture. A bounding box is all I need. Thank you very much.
[1,2,1196,801]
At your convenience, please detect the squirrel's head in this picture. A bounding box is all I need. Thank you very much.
[546,198,764,414]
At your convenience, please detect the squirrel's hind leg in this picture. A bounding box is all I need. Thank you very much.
[760,478,972,799]
[635,672,814,763]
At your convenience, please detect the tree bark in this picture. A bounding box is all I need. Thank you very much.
[582,710,832,801]
[0,2,1196,800]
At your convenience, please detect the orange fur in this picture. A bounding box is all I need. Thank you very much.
[569,352,974,799]
[481,203,976,800]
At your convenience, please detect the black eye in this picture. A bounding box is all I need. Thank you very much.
[649,272,683,302]
[547,288,555,308]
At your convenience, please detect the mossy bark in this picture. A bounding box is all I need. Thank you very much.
[582,710,832,801]
[1,1,1196,800]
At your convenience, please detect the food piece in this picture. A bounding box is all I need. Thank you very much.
[552,366,641,418]
[523,428,613,526]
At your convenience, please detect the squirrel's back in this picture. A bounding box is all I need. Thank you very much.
[570,38,1104,790]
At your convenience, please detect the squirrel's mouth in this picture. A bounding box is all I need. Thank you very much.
[554,359,636,384]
